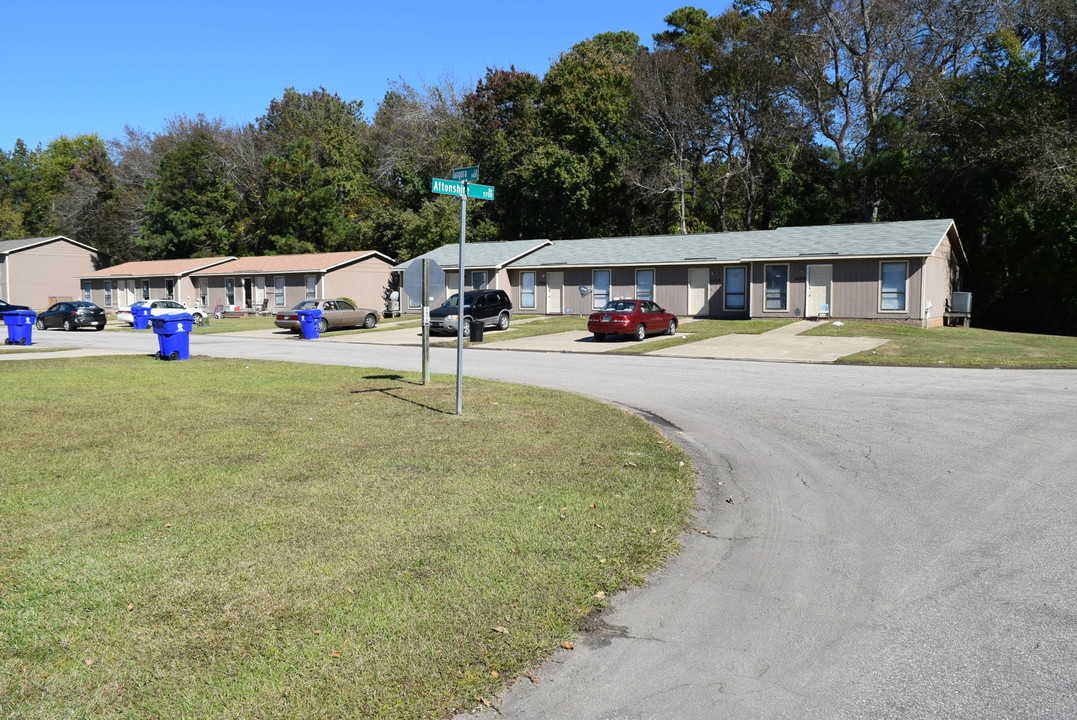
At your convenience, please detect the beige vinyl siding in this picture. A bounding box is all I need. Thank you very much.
[7,241,98,310]
[827,259,924,321]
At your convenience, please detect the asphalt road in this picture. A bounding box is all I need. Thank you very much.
[19,331,1077,719]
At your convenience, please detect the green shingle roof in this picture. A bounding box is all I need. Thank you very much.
[513,219,957,267]
[393,239,551,271]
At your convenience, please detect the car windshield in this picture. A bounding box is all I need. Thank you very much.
[292,301,320,310]
[131,301,147,308]
[442,294,460,308]
[600,301,637,312]
[72,302,96,308]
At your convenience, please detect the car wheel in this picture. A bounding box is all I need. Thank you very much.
[63,319,76,332]
[634,324,647,341]
[193,313,205,326]
[93,326,104,331]
[667,319,678,335]
[35,319,46,331]
[363,313,377,329]
[496,313,510,331]
[318,318,329,334]
[593,332,606,342]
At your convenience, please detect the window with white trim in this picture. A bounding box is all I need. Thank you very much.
[764,265,788,311]
[104,281,113,307]
[82,281,91,302]
[274,276,285,306]
[520,272,536,309]
[473,271,488,289]
[141,280,150,300]
[636,269,654,301]
[724,267,746,310]
[880,261,907,311]
[199,278,208,307]
[226,278,236,306]
[304,275,317,300]
[593,269,610,309]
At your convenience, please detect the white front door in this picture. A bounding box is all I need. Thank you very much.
[688,268,708,315]
[547,272,564,314]
[806,264,832,317]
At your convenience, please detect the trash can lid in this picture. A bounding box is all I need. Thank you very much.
[296,308,323,317]
[1,309,37,317]
[153,312,194,321]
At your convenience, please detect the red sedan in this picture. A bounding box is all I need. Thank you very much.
[588,299,678,341]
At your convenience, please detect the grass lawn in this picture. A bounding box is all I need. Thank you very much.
[606,318,798,355]
[0,356,694,719]
[802,321,1077,368]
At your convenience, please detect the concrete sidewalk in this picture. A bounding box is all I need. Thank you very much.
[650,320,887,362]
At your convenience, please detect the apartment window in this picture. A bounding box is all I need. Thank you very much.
[225,278,236,306]
[473,271,488,289]
[304,275,317,300]
[764,265,788,311]
[880,261,908,311]
[446,272,459,296]
[199,278,208,307]
[593,270,610,309]
[636,269,654,301]
[165,279,174,299]
[82,281,91,302]
[724,267,746,310]
[274,276,285,306]
[104,281,113,307]
[520,272,536,309]
[141,280,150,300]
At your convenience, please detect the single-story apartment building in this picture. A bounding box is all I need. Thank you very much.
[396,219,966,328]
[80,251,395,314]
[1,236,101,310]
[80,257,237,311]
[393,239,551,310]
[190,251,396,314]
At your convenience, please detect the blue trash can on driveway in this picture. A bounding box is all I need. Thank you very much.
[150,312,194,360]
[2,310,37,346]
[296,308,323,339]
[131,304,151,329]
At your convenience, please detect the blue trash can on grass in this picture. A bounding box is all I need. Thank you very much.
[131,304,151,329]
[2,310,37,346]
[296,308,322,339]
[150,312,194,360]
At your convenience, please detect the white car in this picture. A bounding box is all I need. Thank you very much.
[117,299,208,325]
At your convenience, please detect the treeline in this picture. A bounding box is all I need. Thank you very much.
[1,1,1075,334]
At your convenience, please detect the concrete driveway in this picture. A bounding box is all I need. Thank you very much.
[309,318,887,363]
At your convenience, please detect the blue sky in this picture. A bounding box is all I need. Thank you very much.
[3,0,724,151]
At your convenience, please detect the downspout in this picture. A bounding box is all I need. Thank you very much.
[920,258,928,329]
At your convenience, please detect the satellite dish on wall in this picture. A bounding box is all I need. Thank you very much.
[578,285,592,296]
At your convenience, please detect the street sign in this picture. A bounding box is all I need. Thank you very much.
[403,258,445,302]
[450,165,479,182]
[430,178,496,200]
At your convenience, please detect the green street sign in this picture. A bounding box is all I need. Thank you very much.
[450,165,479,182]
[430,178,495,200]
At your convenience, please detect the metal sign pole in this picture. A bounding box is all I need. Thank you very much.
[422,258,430,385]
[455,182,467,415]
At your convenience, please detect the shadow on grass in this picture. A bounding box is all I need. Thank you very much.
[353,376,453,414]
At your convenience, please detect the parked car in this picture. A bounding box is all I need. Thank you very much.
[36,301,107,331]
[429,289,513,334]
[117,299,207,325]
[274,299,380,333]
[0,299,32,313]
[588,299,678,341]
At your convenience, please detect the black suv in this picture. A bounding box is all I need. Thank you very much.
[429,289,513,334]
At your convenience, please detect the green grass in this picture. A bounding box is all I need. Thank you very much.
[607,318,798,354]
[0,356,695,719]
[802,321,1077,367]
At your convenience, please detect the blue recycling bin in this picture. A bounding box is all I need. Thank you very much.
[131,304,151,329]
[150,312,194,360]
[296,308,322,339]
[2,310,37,346]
